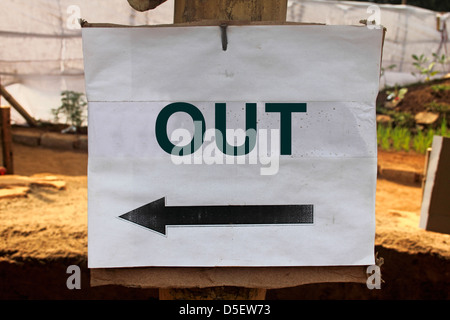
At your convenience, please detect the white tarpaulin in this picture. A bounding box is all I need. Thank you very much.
[288,0,449,87]
[0,0,174,124]
[83,24,383,268]
[1,0,447,125]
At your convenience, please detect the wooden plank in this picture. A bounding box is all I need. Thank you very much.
[0,84,38,127]
[88,0,374,301]
[171,0,287,300]
[127,0,168,12]
[0,186,29,199]
[174,0,287,23]
[0,174,66,200]
[0,174,66,190]
[420,136,450,234]
[80,20,321,28]
[159,287,267,300]
[90,265,367,289]
[0,106,14,174]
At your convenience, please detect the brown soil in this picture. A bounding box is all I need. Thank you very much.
[1,141,449,300]
[377,78,450,127]
[396,79,450,115]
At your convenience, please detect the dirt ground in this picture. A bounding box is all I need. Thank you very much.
[0,141,449,300]
[378,78,450,116]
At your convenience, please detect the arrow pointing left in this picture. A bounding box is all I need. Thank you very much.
[118,197,314,236]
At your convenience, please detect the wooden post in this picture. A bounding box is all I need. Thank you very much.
[422,147,432,200]
[0,84,38,127]
[159,286,267,300]
[174,0,287,23]
[0,106,14,174]
[420,136,450,234]
[87,0,374,299]
[127,0,168,12]
[157,0,288,300]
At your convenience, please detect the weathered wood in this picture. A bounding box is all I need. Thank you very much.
[127,0,167,12]
[0,174,66,199]
[0,106,14,174]
[90,265,367,289]
[159,287,266,300]
[420,136,450,234]
[0,186,29,199]
[88,0,370,301]
[0,174,66,190]
[0,84,38,127]
[159,0,288,300]
[174,0,287,23]
[422,147,432,199]
[122,0,290,300]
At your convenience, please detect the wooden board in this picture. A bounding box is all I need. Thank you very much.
[420,136,450,234]
[88,0,377,300]
[174,0,287,23]
[0,174,66,199]
[90,265,368,289]
[0,186,29,199]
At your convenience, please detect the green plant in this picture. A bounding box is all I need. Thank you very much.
[432,52,448,73]
[391,126,410,152]
[377,105,415,129]
[412,128,436,154]
[52,90,87,128]
[401,132,411,152]
[377,123,384,148]
[377,124,392,151]
[411,54,438,82]
[377,116,449,154]
[438,117,449,136]
[386,86,408,106]
[431,84,450,92]
[425,101,450,113]
[390,111,415,128]
[426,128,436,148]
[412,129,427,154]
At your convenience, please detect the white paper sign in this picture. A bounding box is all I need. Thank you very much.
[82,25,383,268]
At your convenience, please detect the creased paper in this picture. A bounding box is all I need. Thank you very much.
[82,25,383,268]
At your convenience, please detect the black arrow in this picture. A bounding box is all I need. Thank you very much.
[118,197,313,236]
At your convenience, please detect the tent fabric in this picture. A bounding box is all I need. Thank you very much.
[1,0,173,82]
[0,0,448,125]
[0,0,173,124]
[288,0,449,87]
